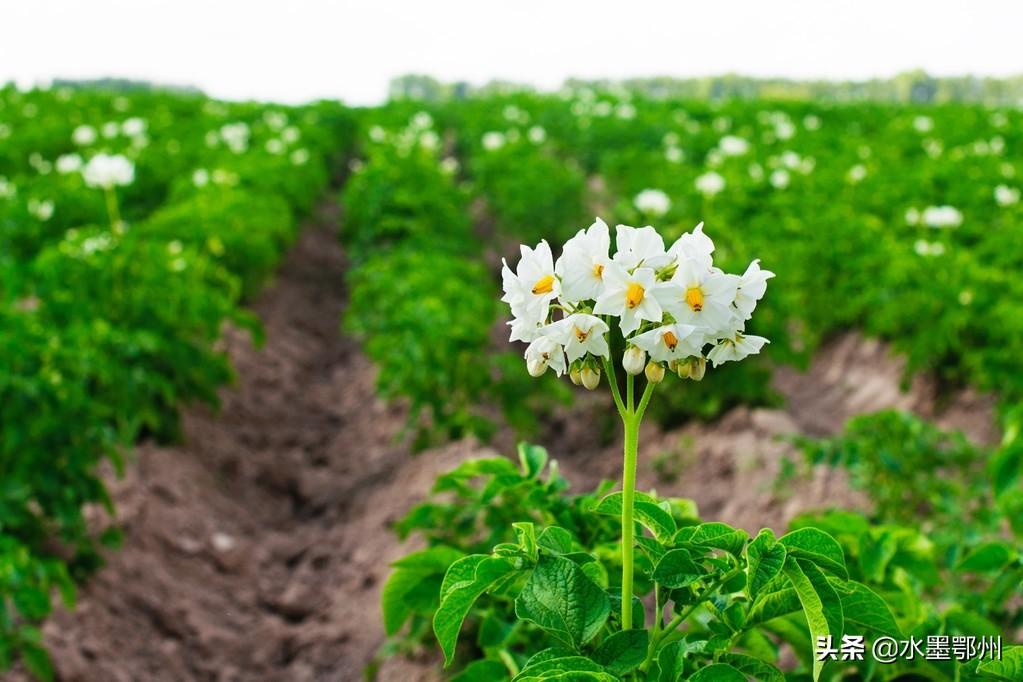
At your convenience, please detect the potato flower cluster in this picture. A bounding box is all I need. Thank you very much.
[501,219,773,388]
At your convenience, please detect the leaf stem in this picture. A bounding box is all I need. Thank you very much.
[104,186,122,230]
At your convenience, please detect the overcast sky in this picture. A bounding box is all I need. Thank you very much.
[4,1,1023,105]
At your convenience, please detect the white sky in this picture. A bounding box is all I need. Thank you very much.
[4,1,1023,105]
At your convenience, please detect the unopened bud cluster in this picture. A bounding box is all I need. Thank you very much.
[502,219,773,390]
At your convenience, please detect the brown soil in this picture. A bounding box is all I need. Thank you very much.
[16,203,999,682]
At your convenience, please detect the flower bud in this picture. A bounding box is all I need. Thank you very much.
[526,355,548,377]
[569,367,582,385]
[688,356,707,381]
[580,366,601,390]
[622,346,646,376]
[645,361,665,384]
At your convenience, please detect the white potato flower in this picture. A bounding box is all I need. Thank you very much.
[667,222,714,271]
[528,126,547,144]
[82,154,135,189]
[922,205,963,229]
[555,218,610,302]
[995,184,1020,207]
[72,125,97,146]
[633,189,671,217]
[695,171,725,196]
[734,260,775,320]
[770,169,790,189]
[707,332,769,367]
[612,224,671,271]
[545,314,610,362]
[631,323,704,363]
[502,240,559,335]
[663,258,739,337]
[718,135,749,156]
[594,264,665,336]
[525,335,566,377]
[56,153,83,175]
[482,131,506,151]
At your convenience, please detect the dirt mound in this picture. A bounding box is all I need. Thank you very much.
[21,204,998,681]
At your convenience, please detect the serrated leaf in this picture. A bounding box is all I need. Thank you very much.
[687,662,747,681]
[977,646,1023,681]
[594,491,676,542]
[434,555,519,666]
[515,555,610,650]
[653,548,706,589]
[783,558,843,682]
[779,527,848,578]
[718,653,785,682]
[746,530,786,600]
[594,629,648,676]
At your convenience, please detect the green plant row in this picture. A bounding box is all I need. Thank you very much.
[339,114,563,448]
[0,85,355,678]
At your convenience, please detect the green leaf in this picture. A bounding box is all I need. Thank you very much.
[657,639,687,682]
[594,491,676,542]
[382,546,462,635]
[688,522,748,557]
[515,522,539,561]
[538,527,576,555]
[653,548,706,589]
[957,542,1017,573]
[783,558,844,682]
[594,629,648,676]
[747,587,800,626]
[833,580,901,639]
[779,527,848,578]
[20,641,54,682]
[857,530,897,583]
[746,530,786,600]
[687,662,747,681]
[515,555,610,650]
[718,653,785,682]
[434,555,519,666]
[519,442,549,478]
[452,659,511,682]
[977,646,1023,681]
[514,652,614,681]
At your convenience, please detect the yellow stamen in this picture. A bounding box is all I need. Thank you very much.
[593,263,605,279]
[625,282,645,309]
[685,286,704,312]
[531,274,555,295]
[663,330,678,350]
[574,326,589,342]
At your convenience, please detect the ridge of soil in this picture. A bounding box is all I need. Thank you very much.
[21,202,998,681]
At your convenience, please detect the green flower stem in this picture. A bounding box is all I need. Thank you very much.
[621,388,639,630]
[602,355,626,419]
[620,377,656,630]
[104,186,122,230]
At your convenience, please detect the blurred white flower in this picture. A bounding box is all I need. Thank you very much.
[905,207,921,225]
[482,131,506,151]
[913,115,934,133]
[634,189,671,216]
[748,163,765,182]
[914,239,945,257]
[0,176,15,199]
[28,198,54,221]
[265,138,285,154]
[440,157,460,175]
[922,205,963,229]
[847,164,867,183]
[281,126,301,144]
[121,117,146,137]
[368,125,387,142]
[290,148,310,166]
[192,169,210,187]
[770,169,790,189]
[615,103,636,120]
[665,146,684,163]
[101,121,119,139]
[83,154,135,189]
[803,115,822,131]
[264,110,288,130]
[695,171,726,196]
[528,126,546,144]
[220,122,250,153]
[56,153,83,175]
[718,135,749,156]
[72,125,97,146]
[995,184,1020,207]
